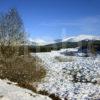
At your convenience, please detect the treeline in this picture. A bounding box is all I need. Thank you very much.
[28,40,100,53]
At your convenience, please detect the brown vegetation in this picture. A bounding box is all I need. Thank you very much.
[0,55,46,83]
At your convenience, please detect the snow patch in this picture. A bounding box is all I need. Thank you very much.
[0,79,51,100]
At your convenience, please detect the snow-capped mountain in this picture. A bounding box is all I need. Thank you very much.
[28,38,54,46]
[27,34,100,46]
[62,35,100,42]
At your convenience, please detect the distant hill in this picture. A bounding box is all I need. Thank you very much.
[62,35,100,42]
[28,40,100,53]
[26,34,100,53]
[27,34,100,46]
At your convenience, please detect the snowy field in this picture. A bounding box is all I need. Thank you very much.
[31,49,100,100]
[0,79,51,100]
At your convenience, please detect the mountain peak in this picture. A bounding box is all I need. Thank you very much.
[29,38,47,46]
[62,34,100,42]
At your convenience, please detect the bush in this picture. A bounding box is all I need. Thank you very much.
[0,55,46,83]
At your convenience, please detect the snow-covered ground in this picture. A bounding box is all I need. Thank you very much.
[31,49,100,100]
[0,79,51,100]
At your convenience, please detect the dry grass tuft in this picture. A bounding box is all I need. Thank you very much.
[55,56,74,62]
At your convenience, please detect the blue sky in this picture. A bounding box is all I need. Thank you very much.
[0,0,100,40]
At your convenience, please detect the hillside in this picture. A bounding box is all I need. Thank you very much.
[28,40,100,54]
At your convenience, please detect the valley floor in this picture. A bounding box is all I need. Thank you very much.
[31,49,100,100]
[0,48,100,100]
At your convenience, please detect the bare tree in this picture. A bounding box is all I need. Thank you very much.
[0,8,26,61]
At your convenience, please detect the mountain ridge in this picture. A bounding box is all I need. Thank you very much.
[28,34,100,46]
